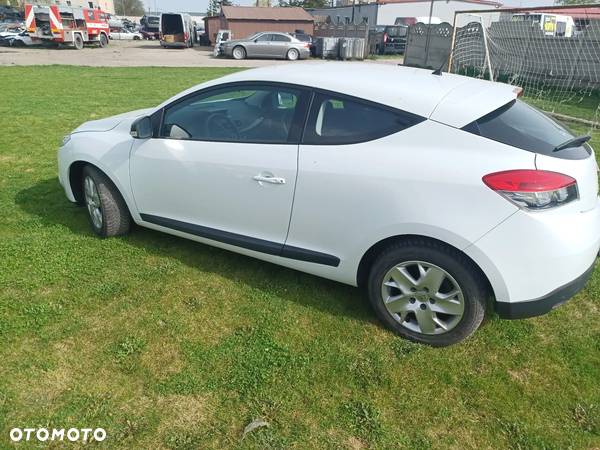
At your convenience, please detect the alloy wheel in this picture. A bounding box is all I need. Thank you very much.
[381,261,465,335]
[84,176,103,230]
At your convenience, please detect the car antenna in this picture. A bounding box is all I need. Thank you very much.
[432,46,454,76]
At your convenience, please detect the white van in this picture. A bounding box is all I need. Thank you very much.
[160,13,194,48]
[511,13,575,37]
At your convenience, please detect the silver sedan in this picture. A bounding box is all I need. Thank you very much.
[221,32,310,61]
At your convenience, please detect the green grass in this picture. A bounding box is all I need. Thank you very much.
[1,66,600,449]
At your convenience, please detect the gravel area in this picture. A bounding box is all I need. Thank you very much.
[0,39,403,67]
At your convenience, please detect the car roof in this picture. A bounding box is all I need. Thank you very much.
[159,63,518,128]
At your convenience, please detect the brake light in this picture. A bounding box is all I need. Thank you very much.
[185,32,189,41]
[483,170,578,210]
[383,33,388,43]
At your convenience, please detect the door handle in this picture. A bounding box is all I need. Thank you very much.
[253,175,286,185]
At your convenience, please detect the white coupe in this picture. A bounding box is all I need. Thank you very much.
[57,63,600,346]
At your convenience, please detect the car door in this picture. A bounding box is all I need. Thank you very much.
[247,33,272,58]
[130,83,311,252]
[269,33,291,58]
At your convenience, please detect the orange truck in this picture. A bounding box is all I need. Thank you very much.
[24,4,110,49]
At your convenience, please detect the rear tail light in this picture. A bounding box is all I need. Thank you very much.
[483,170,578,210]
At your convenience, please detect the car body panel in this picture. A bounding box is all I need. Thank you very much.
[129,138,299,245]
[57,63,600,311]
[221,32,310,60]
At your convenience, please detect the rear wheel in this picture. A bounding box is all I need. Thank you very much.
[232,45,246,60]
[367,239,487,346]
[286,48,299,61]
[82,166,130,238]
[99,33,108,47]
[73,33,84,50]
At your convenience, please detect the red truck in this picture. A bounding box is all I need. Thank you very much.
[25,4,110,49]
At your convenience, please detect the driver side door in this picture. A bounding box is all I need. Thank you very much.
[130,83,310,252]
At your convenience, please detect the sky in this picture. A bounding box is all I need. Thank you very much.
[141,0,557,14]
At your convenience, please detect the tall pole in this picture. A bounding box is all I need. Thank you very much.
[424,0,435,67]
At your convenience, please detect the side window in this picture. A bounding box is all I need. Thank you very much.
[303,93,425,145]
[161,85,307,144]
[87,10,95,21]
[255,34,272,42]
[271,34,291,42]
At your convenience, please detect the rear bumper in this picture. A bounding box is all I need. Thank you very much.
[495,259,596,319]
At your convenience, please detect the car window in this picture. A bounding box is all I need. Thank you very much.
[161,85,307,144]
[303,93,425,145]
[462,99,590,160]
[271,34,291,42]
[255,34,271,42]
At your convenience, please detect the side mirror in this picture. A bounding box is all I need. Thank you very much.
[130,116,153,139]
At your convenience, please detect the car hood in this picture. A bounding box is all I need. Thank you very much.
[72,108,154,133]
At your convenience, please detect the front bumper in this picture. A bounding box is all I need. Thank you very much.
[496,259,596,319]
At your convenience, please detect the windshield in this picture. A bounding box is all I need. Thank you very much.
[386,26,407,37]
[462,99,590,160]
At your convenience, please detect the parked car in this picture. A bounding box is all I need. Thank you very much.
[57,64,600,346]
[9,30,35,46]
[160,12,194,48]
[221,31,310,60]
[380,25,408,55]
[140,14,160,40]
[292,32,316,56]
[110,28,142,40]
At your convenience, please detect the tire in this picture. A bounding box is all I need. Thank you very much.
[134,36,141,41]
[99,33,108,48]
[286,48,299,61]
[82,166,130,238]
[366,238,488,346]
[73,33,84,50]
[232,45,246,60]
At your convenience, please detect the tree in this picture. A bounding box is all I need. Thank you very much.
[207,0,231,17]
[114,0,145,16]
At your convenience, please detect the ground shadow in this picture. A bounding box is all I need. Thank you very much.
[15,178,375,325]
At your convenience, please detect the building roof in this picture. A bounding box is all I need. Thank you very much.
[376,0,501,6]
[221,6,314,21]
[159,62,517,128]
[528,7,600,20]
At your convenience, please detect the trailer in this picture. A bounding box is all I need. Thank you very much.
[24,4,110,49]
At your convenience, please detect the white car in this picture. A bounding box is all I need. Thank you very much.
[57,63,600,346]
[110,28,142,40]
[9,31,35,46]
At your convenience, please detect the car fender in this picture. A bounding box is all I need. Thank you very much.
[64,130,140,221]
[352,221,511,302]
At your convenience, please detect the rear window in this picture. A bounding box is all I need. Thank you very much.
[462,99,591,160]
[303,93,425,145]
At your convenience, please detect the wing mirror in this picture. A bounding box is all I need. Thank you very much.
[130,116,153,139]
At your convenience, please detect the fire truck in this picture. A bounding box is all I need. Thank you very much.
[24,4,110,49]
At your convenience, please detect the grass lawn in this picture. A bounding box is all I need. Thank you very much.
[1,66,600,449]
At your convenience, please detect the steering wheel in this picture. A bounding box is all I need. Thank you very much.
[206,113,239,140]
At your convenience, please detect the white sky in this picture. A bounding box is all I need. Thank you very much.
[141,0,557,14]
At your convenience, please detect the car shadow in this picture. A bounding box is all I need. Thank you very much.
[15,178,374,325]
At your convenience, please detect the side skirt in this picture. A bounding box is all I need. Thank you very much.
[140,213,340,267]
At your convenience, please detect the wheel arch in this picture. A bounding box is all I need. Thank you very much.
[68,161,134,219]
[356,234,497,306]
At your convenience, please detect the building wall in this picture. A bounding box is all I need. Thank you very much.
[307,4,378,26]
[308,1,500,27]
[227,19,314,39]
[377,1,500,27]
[24,0,115,14]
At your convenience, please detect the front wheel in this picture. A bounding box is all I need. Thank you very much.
[232,45,246,60]
[73,33,84,50]
[286,48,299,61]
[367,239,488,346]
[99,33,108,47]
[82,166,131,238]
